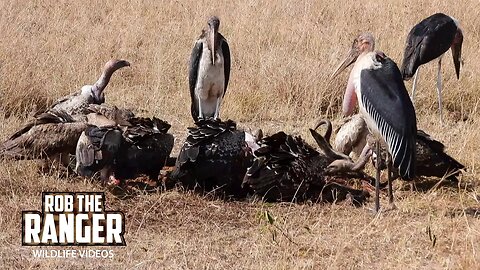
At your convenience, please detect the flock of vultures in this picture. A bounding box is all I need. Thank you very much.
[0,13,467,212]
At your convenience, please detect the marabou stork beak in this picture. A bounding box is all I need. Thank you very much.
[331,47,360,79]
[451,29,463,79]
[210,27,217,64]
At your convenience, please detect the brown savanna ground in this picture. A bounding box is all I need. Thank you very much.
[1,0,480,269]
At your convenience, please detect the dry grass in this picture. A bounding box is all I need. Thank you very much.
[1,0,480,269]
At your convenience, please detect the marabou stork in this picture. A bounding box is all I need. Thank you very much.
[332,33,417,213]
[401,13,463,123]
[189,16,231,122]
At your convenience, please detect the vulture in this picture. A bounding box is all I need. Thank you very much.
[75,115,174,184]
[333,114,370,159]
[0,110,87,165]
[372,130,465,182]
[0,104,136,169]
[242,128,371,205]
[75,125,123,183]
[329,115,464,181]
[170,119,257,198]
[43,59,130,117]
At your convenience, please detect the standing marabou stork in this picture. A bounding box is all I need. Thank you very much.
[401,13,463,123]
[331,33,417,213]
[189,16,231,122]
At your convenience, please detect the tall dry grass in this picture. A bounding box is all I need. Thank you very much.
[1,0,479,121]
[1,0,480,269]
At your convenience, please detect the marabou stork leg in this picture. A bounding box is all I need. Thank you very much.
[197,95,204,120]
[411,67,420,105]
[374,140,381,213]
[386,154,395,205]
[436,57,444,124]
[214,96,223,120]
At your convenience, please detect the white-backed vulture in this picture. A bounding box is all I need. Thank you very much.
[242,128,371,204]
[171,119,255,198]
[0,104,134,167]
[75,115,174,184]
[327,114,465,181]
[0,110,87,165]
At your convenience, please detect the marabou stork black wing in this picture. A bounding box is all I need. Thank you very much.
[220,34,231,95]
[360,56,417,179]
[171,119,251,197]
[401,13,457,79]
[123,117,171,143]
[188,40,203,122]
[415,129,464,181]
